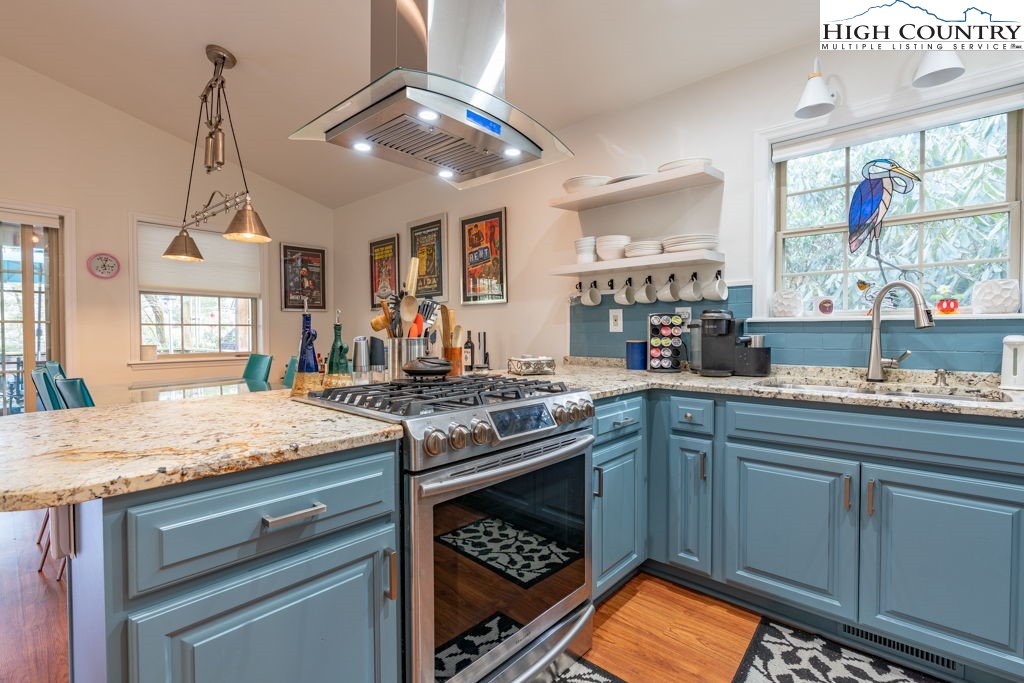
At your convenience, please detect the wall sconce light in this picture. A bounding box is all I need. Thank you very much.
[794,58,837,119]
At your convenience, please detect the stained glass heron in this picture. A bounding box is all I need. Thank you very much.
[849,158,920,282]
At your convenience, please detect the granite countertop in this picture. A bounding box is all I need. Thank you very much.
[551,358,1024,420]
[0,390,402,512]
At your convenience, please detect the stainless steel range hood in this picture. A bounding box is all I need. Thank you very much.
[290,0,572,189]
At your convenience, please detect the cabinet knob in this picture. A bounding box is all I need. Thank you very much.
[684,412,694,421]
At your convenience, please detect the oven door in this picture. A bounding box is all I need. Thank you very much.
[407,431,594,683]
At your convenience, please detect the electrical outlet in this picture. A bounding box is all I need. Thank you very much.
[675,306,692,320]
[609,309,623,333]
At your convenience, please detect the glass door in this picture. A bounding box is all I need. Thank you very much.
[1,221,61,415]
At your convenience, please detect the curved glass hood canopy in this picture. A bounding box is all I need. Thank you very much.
[290,1,572,189]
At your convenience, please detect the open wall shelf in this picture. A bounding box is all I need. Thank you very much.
[549,162,724,212]
[550,249,725,277]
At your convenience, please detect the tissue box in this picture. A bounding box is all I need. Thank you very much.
[507,355,555,375]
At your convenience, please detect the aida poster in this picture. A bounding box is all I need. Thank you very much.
[408,214,447,301]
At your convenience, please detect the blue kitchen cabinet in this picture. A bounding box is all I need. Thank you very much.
[723,443,859,621]
[859,464,1024,676]
[593,433,645,597]
[666,434,713,576]
[127,524,400,683]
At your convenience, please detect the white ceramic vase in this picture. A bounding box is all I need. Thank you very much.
[770,289,804,317]
[972,279,1021,314]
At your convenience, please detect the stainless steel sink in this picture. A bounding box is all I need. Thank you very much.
[755,378,1013,404]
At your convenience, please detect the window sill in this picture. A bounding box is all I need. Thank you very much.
[747,313,1024,323]
[128,355,250,369]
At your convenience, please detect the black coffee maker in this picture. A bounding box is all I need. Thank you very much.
[699,309,738,377]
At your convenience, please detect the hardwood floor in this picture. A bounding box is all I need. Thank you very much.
[0,510,69,683]
[588,573,761,682]
[0,510,753,683]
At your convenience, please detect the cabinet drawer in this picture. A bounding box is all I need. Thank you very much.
[669,396,714,435]
[595,396,644,444]
[127,451,395,597]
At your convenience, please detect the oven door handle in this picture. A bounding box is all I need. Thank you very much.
[509,604,595,683]
[418,434,595,498]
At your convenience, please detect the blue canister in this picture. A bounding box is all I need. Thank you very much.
[626,340,647,370]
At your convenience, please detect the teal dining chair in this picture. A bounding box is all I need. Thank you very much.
[44,361,66,381]
[282,356,298,389]
[242,353,273,383]
[54,377,95,409]
[30,368,67,411]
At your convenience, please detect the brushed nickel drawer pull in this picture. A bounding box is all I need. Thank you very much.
[612,417,639,428]
[684,412,694,421]
[261,502,327,529]
[699,451,707,481]
[843,475,852,510]
[867,480,876,516]
[385,548,399,601]
[594,466,605,498]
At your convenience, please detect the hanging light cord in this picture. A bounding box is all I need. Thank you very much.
[180,96,205,227]
[220,84,250,195]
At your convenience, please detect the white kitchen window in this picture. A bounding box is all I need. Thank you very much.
[135,221,262,358]
[775,110,1022,314]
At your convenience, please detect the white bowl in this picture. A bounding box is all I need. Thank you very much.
[596,234,630,243]
[596,246,627,261]
[972,279,1021,313]
[657,157,712,173]
[563,175,612,193]
[576,253,596,264]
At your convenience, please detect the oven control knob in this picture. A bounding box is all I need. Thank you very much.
[552,404,569,425]
[580,400,595,418]
[449,424,471,450]
[423,428,448,456]
[568,402,582,422]
[471,419,494,445]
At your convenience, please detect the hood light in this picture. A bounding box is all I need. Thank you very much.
[438,169,454,179]
[353,141,373,152]
[417,109,439,122]
[503,147,521,158]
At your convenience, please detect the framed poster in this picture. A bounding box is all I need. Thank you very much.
[369,234,400,308]
[280,243,326,311]
[460,208,507,305]
[408,213,447,301]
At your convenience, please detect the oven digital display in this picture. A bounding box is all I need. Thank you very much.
[490,404,555,438]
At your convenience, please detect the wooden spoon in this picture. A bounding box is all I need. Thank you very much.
[400,295,418,336]
[405,257,419,297]
[439,305,452,347]
[452,325,465,349]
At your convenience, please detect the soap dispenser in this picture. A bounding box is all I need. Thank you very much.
[1000,335,1024,390]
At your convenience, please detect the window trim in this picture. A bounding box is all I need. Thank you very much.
[774,110,1022,315]
[128,213,269,366]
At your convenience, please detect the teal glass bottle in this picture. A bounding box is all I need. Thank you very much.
[324,311,351,388]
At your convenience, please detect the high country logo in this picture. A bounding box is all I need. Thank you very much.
[820,0,1023,49]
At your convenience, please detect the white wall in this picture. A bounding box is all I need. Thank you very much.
[333,43,1024,365]
[0,55,335,387]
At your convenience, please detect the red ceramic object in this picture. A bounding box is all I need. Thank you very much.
[936,298,959,315]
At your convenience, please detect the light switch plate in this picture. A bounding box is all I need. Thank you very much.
[675,307,692,320]
[609,309,623,332]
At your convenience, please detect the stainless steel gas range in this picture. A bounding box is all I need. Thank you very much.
[300,376,596,683]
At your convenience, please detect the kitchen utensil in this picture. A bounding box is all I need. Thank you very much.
[634,276,657,304]
[770,289,803,317]
[400,295,418,335]
[677,272,701,302]
[452,325,465,349]
[613,278,635,305]
[409,313,424,338]
[657,157,712,173]
[405,257,419,297]
[369,337,386,383]
[562,175,611,193]
[700,270,728,301]
[351,336,371,385]
[647,313,686,372]
[656,274,682,303]
[386,337,431,380]
[445,346,464,376]
[972,279,1021,314]
[1000,335,1024,390]
[507,355,556,375]
[577,281,602,306]
[440,305,452,347]
[402,357,452,377]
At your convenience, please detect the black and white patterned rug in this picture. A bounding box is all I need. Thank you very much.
[436,516,581,587]
[555,658,628,682]
[435,612,522,682]
[733,619,942,683]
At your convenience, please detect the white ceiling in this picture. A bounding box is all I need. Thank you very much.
[0,1,815,208]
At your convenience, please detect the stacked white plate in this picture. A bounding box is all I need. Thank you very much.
[563,175,612,193]
[662,233,719,252]
[596,234,631,261]
[575,236,597,264]
[624,240,664,258]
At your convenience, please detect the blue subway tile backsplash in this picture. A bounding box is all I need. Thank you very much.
[569,284,1022,373]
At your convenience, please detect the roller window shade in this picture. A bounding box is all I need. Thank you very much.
[0,210,61,229]
[137,223,262,296]
[772,90,1024,163]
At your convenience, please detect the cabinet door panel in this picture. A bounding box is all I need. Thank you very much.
[593,434,645,597]
[860,465,1024,674]
[724,444,858,620]
[128,526,398,683]
[667,435,712,576]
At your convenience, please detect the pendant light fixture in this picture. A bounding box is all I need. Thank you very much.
[794,58,837,120]
[912,51,966,88]
[164,45,270,262]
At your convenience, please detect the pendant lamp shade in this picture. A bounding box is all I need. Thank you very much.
[912,51,966,88]
[223,197,271,243]
[162,230,204,262]
[794,58,836,119]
